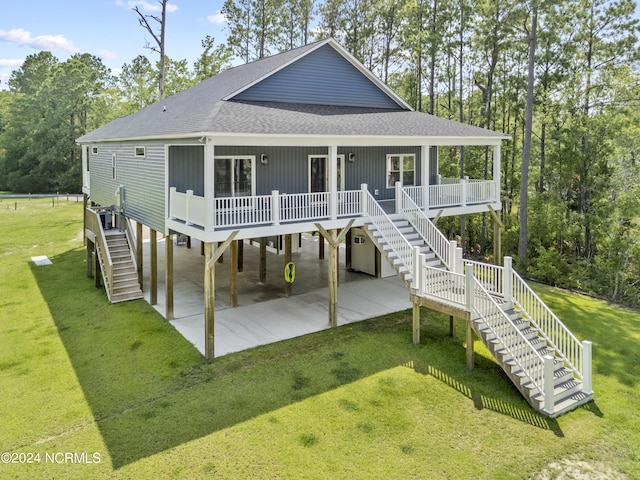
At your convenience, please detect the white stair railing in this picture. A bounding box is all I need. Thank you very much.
[362,186,415,283]
[470,272,555,409]
[511,269,586,382]
[398,185,454,269]
[465,256,588,386]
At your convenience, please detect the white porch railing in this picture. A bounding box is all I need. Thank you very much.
[169,187,365,231]
[404,179,496,210]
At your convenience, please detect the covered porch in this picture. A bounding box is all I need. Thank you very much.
[165,141,502,243]
[139,231,412,357]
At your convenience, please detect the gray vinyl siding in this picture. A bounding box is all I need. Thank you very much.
[341,146,422,200]
[89,141,167,232]
[214,145,421,200]
[214,146,324,195]
[233,44,402,109]
[169,146,204,196]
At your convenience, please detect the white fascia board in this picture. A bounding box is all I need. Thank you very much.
[208,133,508,147]
[78,131,509,148]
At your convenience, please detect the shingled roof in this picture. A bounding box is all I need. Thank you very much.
[77,38,508,143]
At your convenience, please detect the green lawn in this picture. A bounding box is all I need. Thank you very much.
[1,198,638,479]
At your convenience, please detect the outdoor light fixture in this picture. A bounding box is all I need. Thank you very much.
[348,152,356,162]
[260,153,269,165]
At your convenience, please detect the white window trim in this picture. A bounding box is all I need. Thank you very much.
[213,155,256,197]
[386,153,416,188]
[135,146,146,157]
[308,154,345,192]
[91,146,98,155]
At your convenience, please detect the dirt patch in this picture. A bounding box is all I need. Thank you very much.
[534,458,628,480]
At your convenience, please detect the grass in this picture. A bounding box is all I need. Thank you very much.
[1,198,639,479]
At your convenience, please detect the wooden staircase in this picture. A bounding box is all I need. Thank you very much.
[360,191,593,417]
[472,306,592,417]
[104,230,143,303]
[366,214,444,289]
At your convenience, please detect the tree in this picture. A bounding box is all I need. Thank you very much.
[0,52,109,193]
[518,0,538,271]
[133,0,169,99]
[194,36,232,82]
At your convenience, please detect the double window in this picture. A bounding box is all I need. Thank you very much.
[387,154,415,188]
[214,156,255,197]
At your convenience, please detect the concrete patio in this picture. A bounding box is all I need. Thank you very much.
[139,231,412,357]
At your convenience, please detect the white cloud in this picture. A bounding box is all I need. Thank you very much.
[116,1,178,13]
[97,49,119,61]
[0,58,24,68]
[0,28,78,53]
[207,11,226,24]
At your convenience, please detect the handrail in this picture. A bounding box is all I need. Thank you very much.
[363,189,414,279]
[472,277,547,396]
[464,257,584,380]
[417,264,466,308]
[85,207,114,301]
[399,187,452,269]
[511,270,584,379]
[123,216,138,268]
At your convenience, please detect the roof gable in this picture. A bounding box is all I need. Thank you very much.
[230,42,408,110]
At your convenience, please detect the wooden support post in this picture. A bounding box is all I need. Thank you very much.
[230,240,238,307]
[315,220,354,328]
[94,250,101,288]
[318,232,324,259]
[217,242,224,263]
[259,237,267,283]
[334,229,340,286]
[412,302,421,344]
[488,205,503,266]
[449,315,456,337]
[86,240,93,278]
[204,231,238,360]
[204,242,215,360]
[83,194,88,246]
[466,320,474,369]
[345,228,352,269]
[150,229,157,305]
[238,240,243,272]
[186,236,191,249]
[165,234,174,320]
[284,234,292,297]
[136,222,143,289]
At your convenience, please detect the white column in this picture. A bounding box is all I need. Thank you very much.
[204,142,215,231]
[544,355,555,414]
[503,256,513,309]
[421,145,430,210]
[328,145,338,220]
[493,144,501,204]
[582,340,593,395]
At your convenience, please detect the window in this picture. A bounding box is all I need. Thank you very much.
[91,146,98,155]
[387,154,415,188]
[214,156,255,197]
[112,153,117,180]
[308,155,345,192]
[135,146,146,157]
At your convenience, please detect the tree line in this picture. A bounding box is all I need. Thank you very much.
[0,0,638,305]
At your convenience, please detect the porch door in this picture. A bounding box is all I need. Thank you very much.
[214,156,255,197]
[309,155,345,193]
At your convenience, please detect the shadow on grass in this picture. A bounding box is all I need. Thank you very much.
[32,248,565,469]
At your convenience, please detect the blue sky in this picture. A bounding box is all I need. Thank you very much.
[0,1,228,89]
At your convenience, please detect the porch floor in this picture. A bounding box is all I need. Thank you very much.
[140,231,412,357]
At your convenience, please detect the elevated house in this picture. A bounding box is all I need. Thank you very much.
[78,38,592,416]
